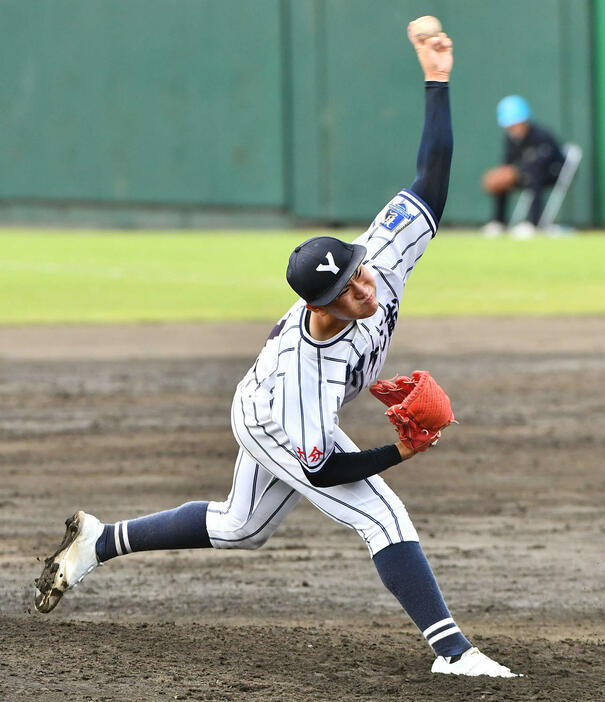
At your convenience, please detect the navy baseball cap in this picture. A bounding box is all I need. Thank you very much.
[286,236,367,306]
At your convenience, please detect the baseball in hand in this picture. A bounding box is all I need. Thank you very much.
[410,15,442,40]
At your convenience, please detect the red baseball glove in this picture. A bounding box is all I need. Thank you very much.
[369,370,456,452]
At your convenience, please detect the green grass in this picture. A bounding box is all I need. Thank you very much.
[1,229,604,324]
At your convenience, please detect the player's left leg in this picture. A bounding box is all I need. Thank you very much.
[331,434,517,677]
[329,430,474,661]
[328,433,517,676]
[232,405,476,662]
[528,168,561,226]
[528,181,545,226]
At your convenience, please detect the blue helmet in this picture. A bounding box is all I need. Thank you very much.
[497,95,532,128]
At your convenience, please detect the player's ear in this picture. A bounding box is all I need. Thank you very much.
[305,303,329,317]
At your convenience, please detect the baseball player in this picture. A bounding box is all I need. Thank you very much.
[481,95,566,238]
[34,23,519,678]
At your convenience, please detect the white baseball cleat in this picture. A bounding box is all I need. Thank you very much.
[431,646,520,677]
[481,220,505,238]
[34,510,103,614]
[509,221,536,240]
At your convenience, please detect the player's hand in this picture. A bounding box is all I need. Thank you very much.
[407,24,453,82]
[482,165,519,194]
[395,441,416,461]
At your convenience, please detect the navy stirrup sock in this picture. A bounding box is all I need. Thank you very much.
[373,541,471,658]
[96,501,210,562]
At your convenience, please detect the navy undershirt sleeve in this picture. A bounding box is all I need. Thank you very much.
[409,81,453,223]
[303,444,402,488]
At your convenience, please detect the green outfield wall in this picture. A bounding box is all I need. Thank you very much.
[594,0,605,222]
[0,0,596,226]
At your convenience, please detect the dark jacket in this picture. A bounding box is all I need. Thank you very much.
[504,123,565,186]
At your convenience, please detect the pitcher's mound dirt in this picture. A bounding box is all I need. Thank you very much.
[1,318,604,701]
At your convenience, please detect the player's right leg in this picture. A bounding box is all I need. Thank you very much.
[205,449,301,549]
[34,511,104,613]
[34,449,299,614]
[34,502,213,614]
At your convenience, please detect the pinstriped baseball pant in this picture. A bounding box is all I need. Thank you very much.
[205,388,418,557]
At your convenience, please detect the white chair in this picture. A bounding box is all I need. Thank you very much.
[509,142,583,228]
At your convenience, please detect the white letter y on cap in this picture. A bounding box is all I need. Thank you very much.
[316,252,340,275]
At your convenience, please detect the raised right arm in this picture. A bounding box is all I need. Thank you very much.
[407,24,454,223]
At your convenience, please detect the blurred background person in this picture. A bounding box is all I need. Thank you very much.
[481,95,565,239]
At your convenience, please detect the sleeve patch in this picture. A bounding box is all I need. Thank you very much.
[380,203,414,231]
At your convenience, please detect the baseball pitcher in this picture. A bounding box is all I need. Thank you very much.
[34,20,519,679]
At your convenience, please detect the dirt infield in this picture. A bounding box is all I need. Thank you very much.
[1,318,604,701]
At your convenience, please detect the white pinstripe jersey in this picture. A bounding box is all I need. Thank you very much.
[238,189,437,474]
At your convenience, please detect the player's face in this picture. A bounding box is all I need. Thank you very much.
[506,121,530,141]
[324,264,378,320]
